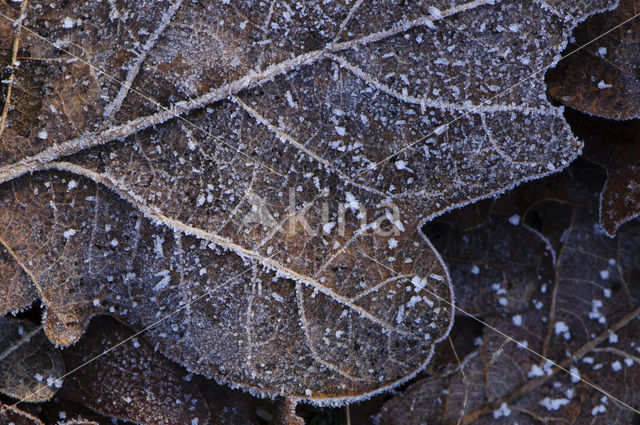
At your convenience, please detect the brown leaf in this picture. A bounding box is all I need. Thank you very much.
[377,166,640,424]
[0,169,453,403]
[424,213,555,317]
[565,107,640,235]
[59,315,210,425]
[0,0,615,404]
[195,377,260,425]
[0,403,44,425]
[547,0,640,119]
[39,396,128,425]
[0,318,63,402]
[272,398,305,425]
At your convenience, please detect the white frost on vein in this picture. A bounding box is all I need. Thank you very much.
[396,305,405,324]
[153,234,165,257]
[597,80,612,89]
[62,17,79,28]
[412,276,427,292]
[154,270,171,291]
[344,192,360,210]
[406,295,422,309]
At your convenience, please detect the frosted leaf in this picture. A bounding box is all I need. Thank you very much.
[60,316,210,425]
[0,170,453,403]
[547,0,640,120]
[0,402,45,425]
[376,166,640,424]
[0,318,63,402]
[0,0,615,405]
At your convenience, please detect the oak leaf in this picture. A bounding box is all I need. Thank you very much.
[547,0,640,120]
[0,0,616,404]
[0,318,63,403]
[59,316,210,425]
[377,166,640,424]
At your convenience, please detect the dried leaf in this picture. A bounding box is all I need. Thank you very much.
[59,316,210,425]
[547,0,640,120]
[0,318,63,402]
[0,0,615,404]
[0,403,44,425]
[195,377,260,425]
[377,167,640,424]
[564,108,640,235]
[424,213,555,317]
[39,397,120,425]
[0,232,35,315]
[272,399,305,425]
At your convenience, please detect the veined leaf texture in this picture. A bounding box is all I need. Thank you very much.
[0,0,618,405]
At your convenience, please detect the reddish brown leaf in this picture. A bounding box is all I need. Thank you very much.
[0,0,616,405]
[59,316,210,425]
[377,167,640,424]
[0,318,63,402]
[547,0,640,119]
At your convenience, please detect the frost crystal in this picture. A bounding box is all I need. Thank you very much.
[493,402,511,418]
[540,397,570,411]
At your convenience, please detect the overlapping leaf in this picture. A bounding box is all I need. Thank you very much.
[195,377,260,425]
[0,318,63,402]
[547,0,640,120]
[377,166,640,424]
[59,316,210,425]
[560,107,640,237]
[0,402,44,425]
[0,0,616,403]
[424,213,555,317]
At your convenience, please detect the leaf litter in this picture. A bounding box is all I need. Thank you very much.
[379,164,640,424]
[0,0,634,421]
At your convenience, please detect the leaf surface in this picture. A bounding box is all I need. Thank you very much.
[0,0,616,403]
[377,166,640,424]
[59,316,210,425]
[547,0,640,120]
[0,403,44,425]
[0,318,63,402]
[425,213,555,317]
[561,108,640,236]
